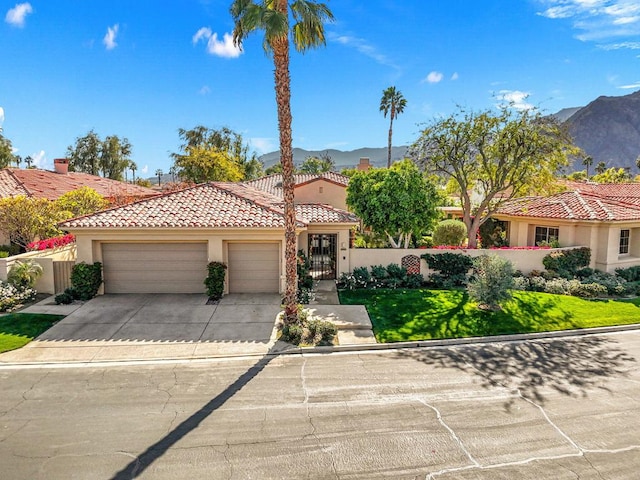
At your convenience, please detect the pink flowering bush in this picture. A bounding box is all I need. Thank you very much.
[27,234,75,251]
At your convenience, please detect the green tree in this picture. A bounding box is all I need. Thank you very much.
[411,106,576,248]
[264,162,283,175]
[231,0,334,325]
[298,153,334,173]
[99,135,132,181]
[56,186,108,217]
[591,167,632,183]
[346,160,441,248]
[595,161,607,175]
[67,130,102,176]
[0,133,16,168]
[566,170,587,181]
[171,126,259,183]
[582,155,593,179]
[0,196,68,250]
[380,86,407,168]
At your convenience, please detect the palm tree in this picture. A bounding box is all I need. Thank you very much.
[24,155,33,168]
[595,161,607,175]
[231,0,334,325]
[380,86,407,168]
[582,155,593,179]
[155,169,163,186]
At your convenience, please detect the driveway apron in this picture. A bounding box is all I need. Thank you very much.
[0,293,283,364]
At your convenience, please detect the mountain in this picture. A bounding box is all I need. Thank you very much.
[258,146,409,169]
[553,107,582,123]
[564,90,640,170]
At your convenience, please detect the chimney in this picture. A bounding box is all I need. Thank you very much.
[357,157,371,171]
[53,158,69,174]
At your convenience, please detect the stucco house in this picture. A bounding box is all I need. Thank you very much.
[493,182,640,272]
[60,179,358,295]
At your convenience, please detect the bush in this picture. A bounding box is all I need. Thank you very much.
[467,255,515,310]
[615,265,640,282]
[528,276,547,292]
[0,251,8,258]
[544,278,570,295]
[70,262,103,301]
[422,252,473,288]
[405,272,424,289]
[55,288,76,305]
[0,280,36,312]
[281,323,304,345]
[581,271,626,296]
[307,319,338,344]
[432,219,467,247]
[542,247,591,278]
[512,276,530,291]
[7,260,43,289]
[204,261,227,301]
[568,281,607,298]
[370,265,388,282]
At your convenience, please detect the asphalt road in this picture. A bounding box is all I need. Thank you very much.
[1,331,639,479]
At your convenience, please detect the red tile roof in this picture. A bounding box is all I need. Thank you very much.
[0,168,157,200]
[245,172,350,197]
[497,190,640,222]
[60,182,358,229]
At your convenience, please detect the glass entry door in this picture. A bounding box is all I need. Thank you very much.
[307,234,337,280]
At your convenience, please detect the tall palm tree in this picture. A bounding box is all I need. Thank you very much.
[231,0,334,325]
[155,169,163,186]
[595,161,607,175]
[582,155,593,179]
[380,86,407,168]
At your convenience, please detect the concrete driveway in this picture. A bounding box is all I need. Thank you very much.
[0,293,283,364]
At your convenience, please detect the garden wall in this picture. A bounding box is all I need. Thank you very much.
[0,244,77,294]
[349,247,582,277]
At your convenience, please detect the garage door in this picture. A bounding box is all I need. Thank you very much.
[102,243,208,294]
[228,243,280,293]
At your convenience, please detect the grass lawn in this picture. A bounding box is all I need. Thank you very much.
[0,313,64,353]
[339,288,640,343]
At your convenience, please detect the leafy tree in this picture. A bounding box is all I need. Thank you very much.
[231,0,334,325]
[0,196,68,250]
[171,126,259,182]
[591,167,632,183]
[380,86,407,168]
[0,133,16,168]
[67,130,132,180]
[347,160,441,248]
[566,170,587,181]
[411,106,576,248]
[56,186,108,217]
[264,162,283,175]
[582,155,593,179]
[298,153,334,173]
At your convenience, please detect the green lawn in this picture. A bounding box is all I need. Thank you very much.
[339,289,640,343]
[0,313,64,353]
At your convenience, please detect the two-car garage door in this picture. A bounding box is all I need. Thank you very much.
[102,242,280,294]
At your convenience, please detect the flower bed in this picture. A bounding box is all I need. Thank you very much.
[0,281,36,313]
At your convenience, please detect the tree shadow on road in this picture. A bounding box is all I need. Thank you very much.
[396,335,636,411]
[109,350,279,480]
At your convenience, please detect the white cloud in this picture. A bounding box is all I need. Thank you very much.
[250,138,275,154]
[30,150,46,169]
[451,72,459,81]
[198,85,211,95]
[192,27,241,58]
[5,3,32,27]
[140,164,149,175]
[495,90,534,110]
[0,106,4,127]
[598,41,640,49]
[328,32,400,71]
[537,0,640,42]
[424,71,444,84]
[618,81,640,89]
[103,24,119,50]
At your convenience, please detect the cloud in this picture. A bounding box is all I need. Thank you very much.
[103,24,119,50]
[198,85,211,95]
[618,81,640,89]
[250,138,275,154]
[192,27,242,58]
[451,72,459,80]
[0,106,4,126]
[495,90,534,110]
[5,2,32,27]
[328,32,400,71]
[140,165,149,175]
[537,0,640,41]
[598,41,640,49]
[30,150,46,169]
[423,71,444,84]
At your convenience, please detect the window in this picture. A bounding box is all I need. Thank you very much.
[535,226,559,246]
[620,229,630,255]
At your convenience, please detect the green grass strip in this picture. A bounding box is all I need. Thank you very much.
[0,313,64,353]
[339,289,640,343]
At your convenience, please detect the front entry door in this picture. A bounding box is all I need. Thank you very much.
[308,234,337,280]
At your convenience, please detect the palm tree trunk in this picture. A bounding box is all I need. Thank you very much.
[273,1,298,325]
[387,115,393,168]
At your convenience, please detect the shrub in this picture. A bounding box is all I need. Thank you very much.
[27,233,76,251]
[544,278,570,295]
[281,323,304,345]
[0,244,21,256]
[370,265,388,282]
[432,219,467,247]
[0,280,36,312]
[512,276,530,291]
[422,252,473,288]
[581,271,626,296]
[307,319,338,344]
[55,288,76,305]
[528,276,547,292]
[385,263,407,289]
[467,255,515,310]
[575,267,595,279]
[7,260,43,289]
[542,247,591,278]
[405,272,424,289]
[0,251,8,258]
[204,261,227,301]
[568,281,607,298]
[615,265,640,282]
[478,218,509,248]
[70,262,103,301]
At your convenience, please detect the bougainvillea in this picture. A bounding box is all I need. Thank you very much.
[27,234,75,251]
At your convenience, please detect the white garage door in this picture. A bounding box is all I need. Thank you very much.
[228,243,280,293]
[102,243,208,294]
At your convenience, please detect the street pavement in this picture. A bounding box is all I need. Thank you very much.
[1,330,639,479]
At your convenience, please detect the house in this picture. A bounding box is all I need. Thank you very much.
[493,182,640,272]
[0,159,158,246]
[59,180,358,295]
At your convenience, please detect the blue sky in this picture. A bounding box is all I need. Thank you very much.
[1,0,639,176]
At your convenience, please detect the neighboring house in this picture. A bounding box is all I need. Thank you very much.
[60,181,358,295]
[494,182,640,272]
[0,159,157,245]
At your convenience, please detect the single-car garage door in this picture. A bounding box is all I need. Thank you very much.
[228,243,280,293]
[102,243,208,294]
